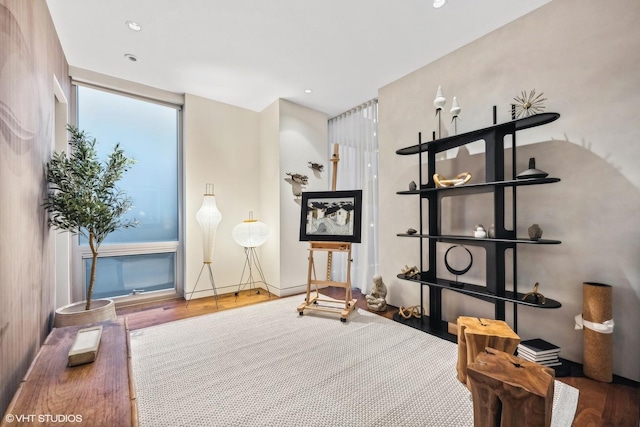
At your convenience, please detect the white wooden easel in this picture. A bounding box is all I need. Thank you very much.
[297,144,357,322]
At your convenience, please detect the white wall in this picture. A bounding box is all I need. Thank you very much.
[275,100,329,296]
[184,96,327,298]
[258,100,282,292]
[184,93,261,297]
[378,0,640,381]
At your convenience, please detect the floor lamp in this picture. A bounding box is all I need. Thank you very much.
[186,184,222,308]
[232,211,271,299]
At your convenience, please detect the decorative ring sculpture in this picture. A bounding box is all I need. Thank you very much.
[444,245,473,276]
[433,172,472,188]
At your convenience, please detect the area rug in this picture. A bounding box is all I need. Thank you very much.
[130,296,578,427]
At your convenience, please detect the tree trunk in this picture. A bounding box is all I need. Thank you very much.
[86,232,98,310]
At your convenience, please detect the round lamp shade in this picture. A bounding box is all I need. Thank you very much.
[232,214,269,248]
[196,185,222,263]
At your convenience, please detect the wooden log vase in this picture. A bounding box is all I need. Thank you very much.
[581,282,614,383]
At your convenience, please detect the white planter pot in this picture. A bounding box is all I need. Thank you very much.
[54,299,117,327]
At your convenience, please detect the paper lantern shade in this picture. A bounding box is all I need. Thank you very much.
[196,184,222,263]
[232,214,269,248]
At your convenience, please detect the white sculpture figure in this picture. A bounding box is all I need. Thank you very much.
[366,274,387,311]
[433,85,447,111]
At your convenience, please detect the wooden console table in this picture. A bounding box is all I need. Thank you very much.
[2,318,136,427]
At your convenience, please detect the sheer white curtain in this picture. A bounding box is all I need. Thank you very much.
[328,99,379,294]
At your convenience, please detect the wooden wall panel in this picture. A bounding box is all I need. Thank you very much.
[0,0,70,415]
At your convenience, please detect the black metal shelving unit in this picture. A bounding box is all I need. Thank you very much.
[393,112,562,341]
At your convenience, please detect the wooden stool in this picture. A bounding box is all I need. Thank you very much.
[467,347,555,427]
[457,316,520,388]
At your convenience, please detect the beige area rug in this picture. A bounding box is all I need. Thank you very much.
[130,296,578,427]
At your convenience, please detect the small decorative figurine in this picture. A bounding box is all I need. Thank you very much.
[433,172,472,188]
[366,274,387,312]
[433,85,446,112]
[517,157,549,180]
[400,265,421,279]
[409,181,417,191]
[285,172,309,185]
[528,224,543,241]
[474,225,487,238]
[398,305,423,319]
[487,224,496,239]
[512,89,547,118]
[450,96,462,134]
[308,162,324,172]
[406,228,417,235]
[521,282,546,304]
[450,96,461,119]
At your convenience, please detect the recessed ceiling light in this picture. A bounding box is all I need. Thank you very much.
[433,0,446,8]
[126,21,141,31]
[124,53,138,62]
[304,89,313,94]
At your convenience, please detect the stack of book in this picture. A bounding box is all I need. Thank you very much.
[517,338,562,367]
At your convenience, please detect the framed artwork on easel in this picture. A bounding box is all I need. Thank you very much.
[299,190,362,243]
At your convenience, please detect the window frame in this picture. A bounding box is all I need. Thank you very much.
[69,82,185,306]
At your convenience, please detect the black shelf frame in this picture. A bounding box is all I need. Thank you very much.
[395,273,561,308]
[396,234,561,245]
[397,177,561,195]
[394,112,562,340]
[396,113,560,156]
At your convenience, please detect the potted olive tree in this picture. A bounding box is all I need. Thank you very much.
[45,125,138,327]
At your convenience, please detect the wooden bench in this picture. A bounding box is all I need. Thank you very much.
[1,319,136,427]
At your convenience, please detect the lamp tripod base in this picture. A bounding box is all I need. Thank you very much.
[186,263,218,309]
[235,247,271,300]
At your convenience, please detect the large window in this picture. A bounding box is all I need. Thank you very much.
[73,84,181,301]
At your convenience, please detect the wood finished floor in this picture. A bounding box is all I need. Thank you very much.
[117,287,639,427]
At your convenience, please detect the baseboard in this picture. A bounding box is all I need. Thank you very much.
[447,322,457,336]
[559,358,640,387]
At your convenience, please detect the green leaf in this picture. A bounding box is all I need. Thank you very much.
[43,125,139,306]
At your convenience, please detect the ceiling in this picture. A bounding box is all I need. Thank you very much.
[45,0,552,117]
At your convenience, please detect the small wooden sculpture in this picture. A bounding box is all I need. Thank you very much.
[398,305,423,319]
[400,265,420,279]
[433,172,471,187]
[522,282,546,304]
